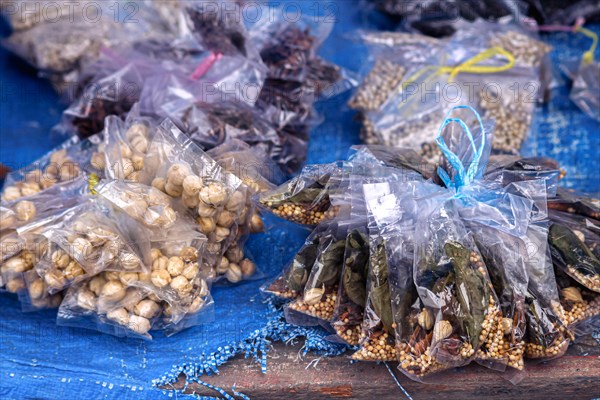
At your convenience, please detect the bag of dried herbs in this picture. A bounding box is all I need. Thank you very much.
[459,184,540,372]
[258,162,347,227]
[521,196,572,360]
[549,220,600,293]
[262,226,323,300]
[547,187,600,221]
[483,155,563,196]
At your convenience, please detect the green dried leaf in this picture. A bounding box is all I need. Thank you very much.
[287,238,319,292]
[370,243,393,333]
[445,241,489,348]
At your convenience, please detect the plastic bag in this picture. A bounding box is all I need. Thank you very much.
[102,104,156,182]
[37,202,151,294]
[0,176,89,231]
[140,119,258,282]
[286,222,348,322]
[258,162,346,227]
[0,233,46,295]
[549,222,600,293]
[165,99,305,175]
[547,187,600,221]
[570,61,600,121]
[262,227,323,300]
[1,135,104,203]
[19,269,63,312]
[96,180,178,232]
[1,2,177,91]
[57,275,164,339]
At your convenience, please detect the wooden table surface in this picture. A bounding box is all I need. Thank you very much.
[165,336,600,399]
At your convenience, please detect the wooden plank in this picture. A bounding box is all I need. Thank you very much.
[164,339,600,399]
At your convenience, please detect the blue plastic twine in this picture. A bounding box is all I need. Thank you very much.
[435,105,486,190]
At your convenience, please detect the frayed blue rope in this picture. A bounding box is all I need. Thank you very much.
[154,298,351,392]
[384,362,413,400]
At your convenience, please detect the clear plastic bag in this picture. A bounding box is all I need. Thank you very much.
[570,61,600,121]
[262,227,323,300]
[165,99,305,175]
[0,176,89,231]
[258,162,346,227]
[1,135,104,203]
[96,180,178,232]
[37,202,151,294]
[19,269,63,312]
[102,104,156,182]
[286,222,348,322]
[0,233,46,295]
[1,2,177,91]
[549,221,600,293]
[140,119,258,282]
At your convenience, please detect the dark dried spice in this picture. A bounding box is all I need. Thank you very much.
[286,237,320,293]
[306,57,342,97]
[71,98,132,138]
[549,223,600,292]
[310,237,346,289]
[186,5,249,57]
[342,230,370,308]
[369,242,393,334]
[173,101,306,175]
[548,188,600,221]
[259,26,314,81]
[445,242,489,349]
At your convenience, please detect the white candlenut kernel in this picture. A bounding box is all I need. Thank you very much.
[44,271,66,289]
[199,182,228,207]
[151,177,166,192]
[134,299,160,319]
[101,280,127,302]
[217,256,229,274]
[182,192,199,208]
[164,181,183,197]
[5,256,28,273]
[72,237,93,260]
[119,142,133,158]
[182,175,203,196]
[126,123,149,141]
[197,202,217,218]
[77,289,97,311]
[2,186,21,202]
[88,275,107,296]
[167,256,185,277]
[119,251,141,270]
[152,255,169,271]
[225,246,244,263]
[180,247,198,262]
[214,226,230,243]
[107,307,130,326]
[28,279,45,300]
[167,164,189,186]
[216,210,235,228]
[14,200,36,221]
[225,263,242,283]
[130,135,148,154]
[182,263,200,280]
[119,272,139,285]
[128,315,151,335]
[150,248,163,262]
[225,190,245,211]
[197,216,216,235]
[151,269,171,288]
[170,275,192,295]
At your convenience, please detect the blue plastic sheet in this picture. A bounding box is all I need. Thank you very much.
[0,3,599,398]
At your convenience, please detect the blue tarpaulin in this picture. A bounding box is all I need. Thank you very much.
[0,2,598,398]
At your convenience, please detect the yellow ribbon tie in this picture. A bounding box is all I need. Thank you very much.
[402,46,516,88]
[440,46,515,82]
[88,173,100,195]
[575,26,598,64]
